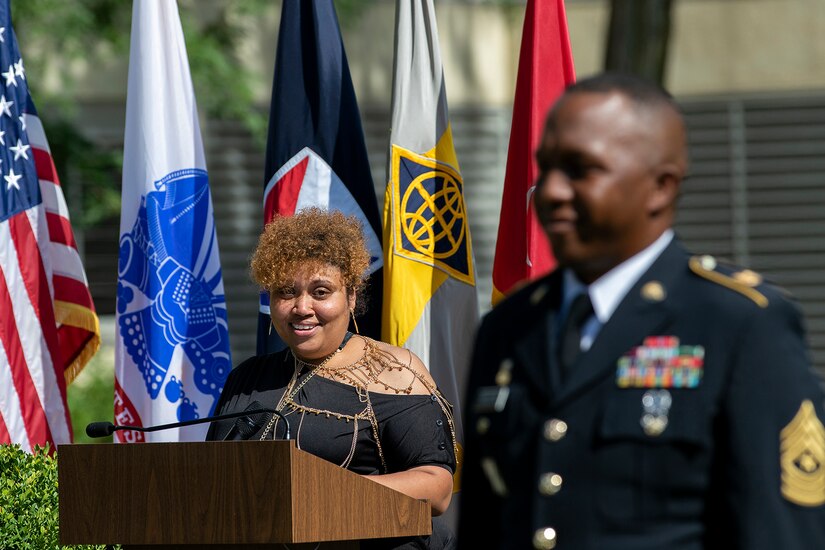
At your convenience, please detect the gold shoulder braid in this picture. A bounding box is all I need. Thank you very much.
[688,255,769,308]
[260,335,458,474]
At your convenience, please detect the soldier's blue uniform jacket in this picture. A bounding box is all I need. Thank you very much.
[458,239,825,549]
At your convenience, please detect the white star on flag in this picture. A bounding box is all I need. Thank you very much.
[9,138,29,160]
[0,94,12,117]
[0,129,5,146]
[4,167,21,190]
[0,27,5,43]
[14,59,23,80]
[18,114,24,130]
[2,64,15,86]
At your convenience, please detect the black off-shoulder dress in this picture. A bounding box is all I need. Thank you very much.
[206,346,457,549]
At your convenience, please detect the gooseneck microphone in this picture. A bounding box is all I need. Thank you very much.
[86,403,291,440]
[222,401,278,441]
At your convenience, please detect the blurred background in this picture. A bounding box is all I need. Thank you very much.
[15,0,824,441]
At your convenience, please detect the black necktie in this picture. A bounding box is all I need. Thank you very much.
[559,293,594,377]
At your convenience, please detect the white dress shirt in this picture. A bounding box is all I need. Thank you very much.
[561,229,674,352]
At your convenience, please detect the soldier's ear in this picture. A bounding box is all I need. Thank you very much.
[647,163,683,215]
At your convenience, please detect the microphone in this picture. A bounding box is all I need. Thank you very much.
[86,404,291,440]
[222,401,275,441]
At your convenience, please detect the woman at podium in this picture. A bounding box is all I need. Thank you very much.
[206,208,458,549]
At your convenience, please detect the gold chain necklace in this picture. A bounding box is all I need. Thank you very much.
[303,337,434,395]
[282,350,341,405]
[259,347,341,441]
[259,336,460,472]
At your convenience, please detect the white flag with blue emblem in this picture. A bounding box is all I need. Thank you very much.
[115,0,231,442]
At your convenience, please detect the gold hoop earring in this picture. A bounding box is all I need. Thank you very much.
[350,309,360,334]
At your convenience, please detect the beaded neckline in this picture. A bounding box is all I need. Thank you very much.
[259,335,458,473]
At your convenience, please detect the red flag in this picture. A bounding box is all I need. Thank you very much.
[491,0,575,304]
[0,0,99,452]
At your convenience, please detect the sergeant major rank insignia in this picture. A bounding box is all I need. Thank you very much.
[780,400,825,507]
[389,144,474,284]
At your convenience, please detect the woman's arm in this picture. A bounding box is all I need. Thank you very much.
[365,465,453,516]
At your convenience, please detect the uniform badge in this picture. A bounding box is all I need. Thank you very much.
[530,284,548,305]
[616,336,704,389]
[780,400,825,506]
[641,389,672,436]
[641,281,666,302]
[494,358,514,387]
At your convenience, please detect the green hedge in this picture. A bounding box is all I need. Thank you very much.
[0,444,113,550]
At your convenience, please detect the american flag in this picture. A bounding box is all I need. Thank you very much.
[0,0,100,451]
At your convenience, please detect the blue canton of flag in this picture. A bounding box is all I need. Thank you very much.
[0,35,38,221]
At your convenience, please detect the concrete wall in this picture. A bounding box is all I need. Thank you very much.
[669,0,825,95]
[345,0,825,104]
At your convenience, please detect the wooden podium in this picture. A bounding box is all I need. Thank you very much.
[58,440,432,549]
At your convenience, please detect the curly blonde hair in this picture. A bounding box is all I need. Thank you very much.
[250,208,371,300]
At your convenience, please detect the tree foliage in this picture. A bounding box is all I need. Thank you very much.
[10,0,273,227]
[6,0,511,227]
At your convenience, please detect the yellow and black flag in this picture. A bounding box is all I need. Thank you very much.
[382,0,479,476]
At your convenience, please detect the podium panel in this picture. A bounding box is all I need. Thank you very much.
[124,544,358,550]
[58,441,431,546]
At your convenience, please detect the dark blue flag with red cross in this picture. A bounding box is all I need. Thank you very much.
[257,0,383,354]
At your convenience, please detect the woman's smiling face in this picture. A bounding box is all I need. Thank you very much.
[269,263,355,363]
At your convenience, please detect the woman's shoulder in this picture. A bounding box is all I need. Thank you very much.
[358,337,437,396]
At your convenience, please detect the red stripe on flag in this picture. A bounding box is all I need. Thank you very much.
[46,212,78,249]
[33,148,59,185]
[53,274,95,310]
[0,411,11,445]
[9,214,72,438]
[263,155,308,224]
[0,258,51,447]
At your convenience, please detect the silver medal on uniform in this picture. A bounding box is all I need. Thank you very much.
[640,389,672,436]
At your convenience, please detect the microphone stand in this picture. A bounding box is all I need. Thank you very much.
[86,407,291,440]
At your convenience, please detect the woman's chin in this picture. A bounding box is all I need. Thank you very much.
[282,323,350,360]
[290,339,336,363]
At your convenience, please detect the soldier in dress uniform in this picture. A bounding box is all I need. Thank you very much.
[457,73,825,549]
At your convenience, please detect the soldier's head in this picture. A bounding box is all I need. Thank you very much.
[534,72,688,284]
